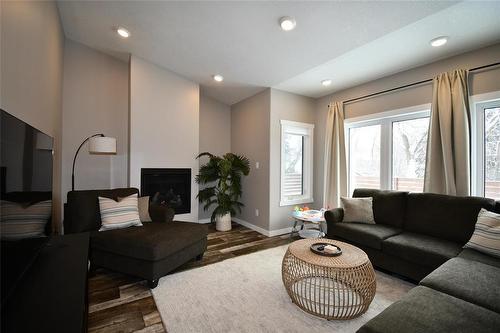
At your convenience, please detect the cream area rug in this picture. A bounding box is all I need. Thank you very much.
[152,245,414,333]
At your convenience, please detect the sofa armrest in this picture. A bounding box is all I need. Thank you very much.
[324,208,344,226]
[149,204,175,223]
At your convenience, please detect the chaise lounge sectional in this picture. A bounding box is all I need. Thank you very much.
[64,187,208,288]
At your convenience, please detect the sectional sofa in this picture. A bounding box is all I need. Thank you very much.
[64,187,208,288]
[325,188,500,333]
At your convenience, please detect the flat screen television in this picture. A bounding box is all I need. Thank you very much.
[0,109,54,307]
[0,109,53,199]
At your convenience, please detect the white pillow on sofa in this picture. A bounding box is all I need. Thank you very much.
[98,194,143,231]
[464,208,500,258]
[340,197,375,224]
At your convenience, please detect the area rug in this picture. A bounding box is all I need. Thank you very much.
[152,245,414,333]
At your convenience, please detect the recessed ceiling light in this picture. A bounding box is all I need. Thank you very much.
[116,27,130,38]
[279,16,296,31]
[430,36,448,47]
[213,74,224,82]
[321,79,332,87]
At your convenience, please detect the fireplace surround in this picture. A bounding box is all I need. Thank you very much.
[141,168,191,214]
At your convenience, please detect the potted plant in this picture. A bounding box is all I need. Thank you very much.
[196,152,250,231]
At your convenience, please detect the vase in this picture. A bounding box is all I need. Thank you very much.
[216,212,232,231]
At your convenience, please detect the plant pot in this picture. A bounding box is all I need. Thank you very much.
[216,213,232,231]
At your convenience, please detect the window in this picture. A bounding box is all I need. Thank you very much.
[346,105,430,195]
[349,124,381,190]
[280,120,314,206]
[472,97,500,200]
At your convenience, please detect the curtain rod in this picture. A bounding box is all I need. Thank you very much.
[328,61,500,107]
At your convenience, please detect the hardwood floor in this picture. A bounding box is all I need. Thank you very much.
[87,222,298,333]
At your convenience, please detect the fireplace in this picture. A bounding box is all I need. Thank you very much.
[141,168,191,214]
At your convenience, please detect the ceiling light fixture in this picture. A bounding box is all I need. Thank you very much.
[213,74,224,82]
[321,79,332,87]
[279,16,296,31]
[116,27,130,38]
[430,36,448,47]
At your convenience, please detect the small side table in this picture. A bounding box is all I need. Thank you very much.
[290,210,326,239]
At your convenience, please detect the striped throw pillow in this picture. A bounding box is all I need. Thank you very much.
[0,200,52,240]
[98,194,143,231]
[464,209,500,258]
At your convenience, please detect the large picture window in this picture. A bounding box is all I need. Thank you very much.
[280,120,314,206]
[472,97,500,200]
[346,106,430,195]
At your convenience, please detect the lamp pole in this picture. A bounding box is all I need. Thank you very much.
[71,133,104,191]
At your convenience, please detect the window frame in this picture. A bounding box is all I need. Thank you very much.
[470,91,500,198]
[345,104,431,196]
[280,120,314,206]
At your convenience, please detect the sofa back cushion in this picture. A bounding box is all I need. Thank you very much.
[405,193,497,244]
[65,188,139,233]
[353,188,408,228]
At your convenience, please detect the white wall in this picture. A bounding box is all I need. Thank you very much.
[0,0,64,231]
[199,94,231,220]
[269,89,316,233]
[61,40,129,207]
[130,56,200,222]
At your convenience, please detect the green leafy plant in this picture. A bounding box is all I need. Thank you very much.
[196,152,250,222]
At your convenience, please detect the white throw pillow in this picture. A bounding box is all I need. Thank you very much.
[0,200,52,240]
[99,194,143,231]
[340,197,375,224]
[464,209,500,258]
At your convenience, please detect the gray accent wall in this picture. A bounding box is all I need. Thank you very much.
[61,40,129,210]
[269,89,316,232]
[314,43,500,207]
[0,0,64,231]
[199,94,231,220]
[231,89,271,231]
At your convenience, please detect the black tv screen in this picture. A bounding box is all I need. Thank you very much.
[0,109,53,199]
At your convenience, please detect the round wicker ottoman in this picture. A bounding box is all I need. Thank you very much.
[282,238,376,320]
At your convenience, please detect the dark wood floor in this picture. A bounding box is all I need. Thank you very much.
[88,222,298,333]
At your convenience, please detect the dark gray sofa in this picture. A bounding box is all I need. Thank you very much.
[64,187,208,288]
[324,188,500,333]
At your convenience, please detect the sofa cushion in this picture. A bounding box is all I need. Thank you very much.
[382,232,461,268]
[353,189,408,228]
[420,257,500,313]
[91,221,208,261]
[66,188,139,233]
[340,197,375,224]
[98,194,143,231]
[329,222,401,250]
[358,286,500,333]
[404,192,496,244]
[464,208,500,258]
[458,248,500,268]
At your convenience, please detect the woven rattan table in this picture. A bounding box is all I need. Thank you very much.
[282,238,376,320]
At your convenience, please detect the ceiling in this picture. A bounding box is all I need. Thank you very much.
[57,1,500,105]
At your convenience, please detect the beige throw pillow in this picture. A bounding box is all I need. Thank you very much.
[464,209,500,258]
[340,197,375,224]
[118,195,152,222]
[99,194,143,231]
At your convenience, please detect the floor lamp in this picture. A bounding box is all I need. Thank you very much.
[71,133,117,191]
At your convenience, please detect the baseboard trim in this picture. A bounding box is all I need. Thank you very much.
[268,227,293,237]
[198,218,211,224]
[232,218,292,237]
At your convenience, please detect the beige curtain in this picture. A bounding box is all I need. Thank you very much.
[323,101,347,208]
[424,69,470,196]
